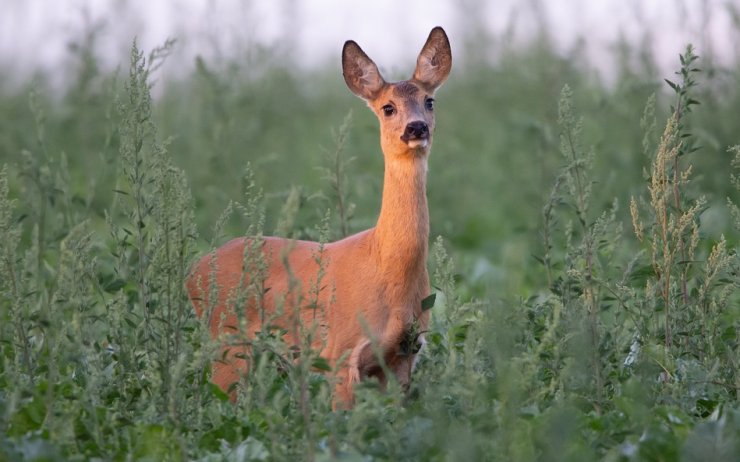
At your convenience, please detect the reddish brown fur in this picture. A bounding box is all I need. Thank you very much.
[187,27,451,408]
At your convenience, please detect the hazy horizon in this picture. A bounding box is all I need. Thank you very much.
[1,0,738,90]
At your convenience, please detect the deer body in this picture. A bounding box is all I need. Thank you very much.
[187,27,451,408]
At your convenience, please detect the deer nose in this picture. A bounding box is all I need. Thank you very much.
[402,121,429,141]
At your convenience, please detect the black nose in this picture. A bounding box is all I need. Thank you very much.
[402,121,429,141]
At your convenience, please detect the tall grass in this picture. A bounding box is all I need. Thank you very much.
[0,24,739,462]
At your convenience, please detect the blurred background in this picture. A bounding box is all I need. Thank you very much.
[2,0,739,88]
[1,0,739,297]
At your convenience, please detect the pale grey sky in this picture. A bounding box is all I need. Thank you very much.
[1,0,738,88]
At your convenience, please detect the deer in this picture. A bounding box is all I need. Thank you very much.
[186,27,451,409]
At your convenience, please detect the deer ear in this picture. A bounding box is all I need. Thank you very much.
[413,27,452,91]
[342,41,386,101]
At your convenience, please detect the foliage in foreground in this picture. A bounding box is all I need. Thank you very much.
[0,35,739,461]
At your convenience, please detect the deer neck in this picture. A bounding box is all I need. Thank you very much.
[372,155,429,277]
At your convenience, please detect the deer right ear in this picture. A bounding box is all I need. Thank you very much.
[413,27,452,91]
[342,41,385,101]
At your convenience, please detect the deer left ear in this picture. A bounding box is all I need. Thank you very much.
[413,27,452,91]
[342,40,386,101]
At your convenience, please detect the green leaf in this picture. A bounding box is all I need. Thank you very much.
[104,278,127,293]
[311,357,332,371]
[421,293,436,312]
[209,382,230,402]
[629,264,656,283]
[665,79,680,92]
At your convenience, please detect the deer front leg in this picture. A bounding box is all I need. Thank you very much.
[331,338,374,409]
[332,367,355,410]
[391,330,427,393]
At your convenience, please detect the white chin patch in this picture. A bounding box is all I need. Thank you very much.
[407,139,428,149]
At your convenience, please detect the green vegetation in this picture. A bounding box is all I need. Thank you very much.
[1,23,739,461]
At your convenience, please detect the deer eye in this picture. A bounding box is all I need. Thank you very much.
[425,98,435,111]
[381,104,395,117]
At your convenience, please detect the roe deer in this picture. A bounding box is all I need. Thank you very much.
[187,27,451,409]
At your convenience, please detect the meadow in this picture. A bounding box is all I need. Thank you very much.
[0,21,739,461]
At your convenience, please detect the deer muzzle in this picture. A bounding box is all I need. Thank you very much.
[401,121,430,144]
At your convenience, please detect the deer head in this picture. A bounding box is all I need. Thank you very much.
[342,27,452,159]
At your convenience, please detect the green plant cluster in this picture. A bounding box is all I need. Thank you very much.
[0,28,739,462]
